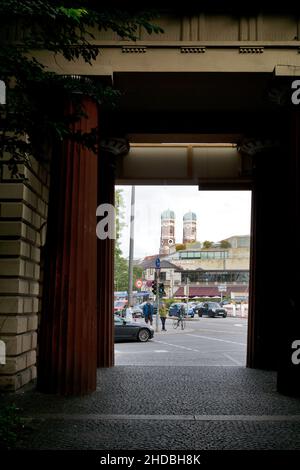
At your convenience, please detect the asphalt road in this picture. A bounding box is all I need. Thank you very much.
[115,316,247,367]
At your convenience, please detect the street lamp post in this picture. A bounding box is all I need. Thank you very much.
[128,186,135,307]
[186,277,190,310]
[155,268,160,333]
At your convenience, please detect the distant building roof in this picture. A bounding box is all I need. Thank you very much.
[161,209,175,219]
[183,211,197,221]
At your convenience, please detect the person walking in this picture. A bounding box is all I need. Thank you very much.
[159,303,167,331]
[143,299,154,326]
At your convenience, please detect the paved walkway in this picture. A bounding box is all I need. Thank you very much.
[2,366,300,450]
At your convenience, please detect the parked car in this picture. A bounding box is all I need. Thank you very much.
[131,305,143,318]
[114,299,127,313]
[196,302,227,318]
[168,303,195,318]
[114,315,154,342]
[220,299,231,306]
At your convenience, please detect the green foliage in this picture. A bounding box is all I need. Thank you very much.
[114,189,144,292]
[175,243,186,251]
[202,240,214,249]
[220,240,231,248]
[0,403,25,449]
[0,1,163,176]
[133,266,143,287]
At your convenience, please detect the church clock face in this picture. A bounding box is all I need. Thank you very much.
[168,239,173,245]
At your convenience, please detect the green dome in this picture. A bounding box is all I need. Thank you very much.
[183,211,197,221]
[161,209,175,219]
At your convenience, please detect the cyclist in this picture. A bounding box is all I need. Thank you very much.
[176,304,186,329]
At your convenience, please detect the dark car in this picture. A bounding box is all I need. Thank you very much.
[114,315,154,342]
[196,302,227,318]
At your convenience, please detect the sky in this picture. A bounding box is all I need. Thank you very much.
[116,185,252,259]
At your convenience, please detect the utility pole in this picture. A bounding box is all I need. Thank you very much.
[186,277,190,310]
[128,186,135,307]
[155,257,161,332]
[156,269,160,333]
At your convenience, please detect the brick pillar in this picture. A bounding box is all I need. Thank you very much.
[97,138,129,368]
[37,97,98,395]
[277,110,300,396]
[0,157,50,391]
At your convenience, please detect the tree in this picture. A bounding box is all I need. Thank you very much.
[220,240,231,248]
[202,240,214,249]
[114,189,143,292]
[133,265,143,287]
[175,243,186,251]
[114,189,128,291]
[0,1,163,175]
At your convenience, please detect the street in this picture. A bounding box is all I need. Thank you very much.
[115,316,247,366]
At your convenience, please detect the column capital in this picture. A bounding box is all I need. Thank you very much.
[99,137,129,157]
[238,138,280,156]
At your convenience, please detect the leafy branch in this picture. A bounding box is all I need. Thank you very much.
[0,1,163,177]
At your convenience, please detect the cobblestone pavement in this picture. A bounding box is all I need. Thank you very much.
[2,366,300,450]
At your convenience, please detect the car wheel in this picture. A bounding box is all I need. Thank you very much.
[198,312,202,317]
[138,328,150,342]
[223,313,227,318]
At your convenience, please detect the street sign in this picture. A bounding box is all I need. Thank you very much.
[155,257,161,269]
[218,285,227,292]
[135,279,143,289]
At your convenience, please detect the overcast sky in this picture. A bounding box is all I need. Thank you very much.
[116,185,252,259]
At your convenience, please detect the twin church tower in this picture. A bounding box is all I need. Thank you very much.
[159,209,197,255]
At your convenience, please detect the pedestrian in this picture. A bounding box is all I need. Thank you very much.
[125,306,133,322]
[159,303,167,331]
[143,299,154,326]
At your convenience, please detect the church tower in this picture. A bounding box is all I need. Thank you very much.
[160,209,175,254]
[183,211,197,244]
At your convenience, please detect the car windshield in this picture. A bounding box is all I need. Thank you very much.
[209,302,221,308]
[115,301,126,307]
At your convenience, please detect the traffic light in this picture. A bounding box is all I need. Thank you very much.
[152,280,157,295]
[159,283,165,297]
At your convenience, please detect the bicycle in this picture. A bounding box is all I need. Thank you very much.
[172,315,186,330]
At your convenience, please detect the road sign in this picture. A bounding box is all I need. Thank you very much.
[155,257,161,269]
[135,279,143,289]
[218,285,227,292]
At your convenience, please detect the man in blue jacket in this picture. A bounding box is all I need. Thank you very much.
[143,300,154,326]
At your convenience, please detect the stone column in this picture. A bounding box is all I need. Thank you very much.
[277,110,300,396]
[240,139,283,370]
[97,138,129,368]
[37,97,98,395]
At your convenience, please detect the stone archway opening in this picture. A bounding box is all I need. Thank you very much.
[113,139,252,368]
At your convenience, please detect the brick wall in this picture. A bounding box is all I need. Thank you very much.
[0,156,49,391]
